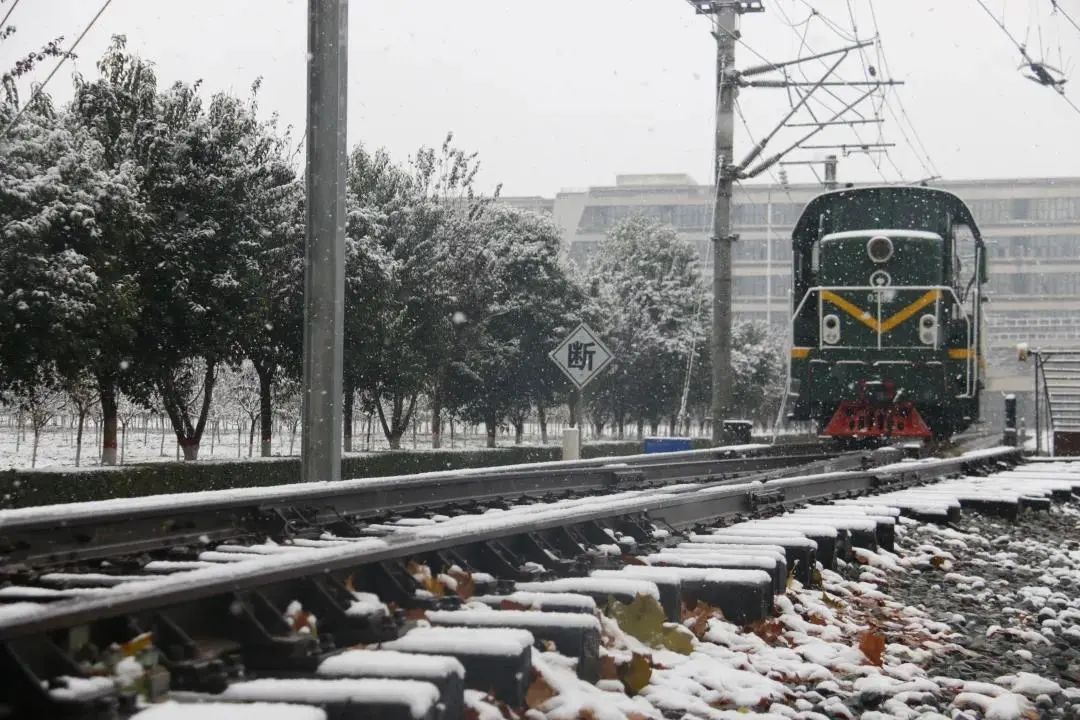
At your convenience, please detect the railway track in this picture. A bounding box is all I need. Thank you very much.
[0,443,1038,719]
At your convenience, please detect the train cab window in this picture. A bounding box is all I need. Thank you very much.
[953,223,978,298]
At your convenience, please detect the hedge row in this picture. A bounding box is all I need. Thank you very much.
[0,438,720,509]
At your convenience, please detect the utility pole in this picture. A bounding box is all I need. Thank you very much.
[687,0,765,443]
[682,3,896,442]
[301,0,348,483]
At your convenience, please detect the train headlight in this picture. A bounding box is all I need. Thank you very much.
[822,314,841,345]
[867,235,894,263]
[919,314,938,345]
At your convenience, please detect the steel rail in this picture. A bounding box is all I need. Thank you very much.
[0,446,1018,641]
[0,445,840,569]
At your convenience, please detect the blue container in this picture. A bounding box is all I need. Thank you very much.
[643,437,693,454]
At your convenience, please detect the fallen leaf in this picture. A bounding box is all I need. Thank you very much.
[120,632,154,657]
[682,600,722,639]
[746,618,785,645]
[404,607,428,621]
[448,567,476,600]
[290,610,316,635]
[620,653,652,695]
[406,561,446,596]
[525,670,557,709]
[500,599,529,611]
[929,555,948,569]
[807,613,828,626]
[858,629,886,666]
[607,594,693,654]
[622,555,647,566]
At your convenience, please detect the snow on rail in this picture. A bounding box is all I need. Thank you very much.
[0,443,770,528]
[131,703,327,720]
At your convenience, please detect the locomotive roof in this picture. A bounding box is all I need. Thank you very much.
[792,185,983,252]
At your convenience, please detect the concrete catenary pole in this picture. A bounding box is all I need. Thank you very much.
[301,0,348,483]
[710,3,739,443]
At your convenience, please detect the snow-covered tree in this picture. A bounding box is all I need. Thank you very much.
[446,205,584,447]
[586,217,707,437]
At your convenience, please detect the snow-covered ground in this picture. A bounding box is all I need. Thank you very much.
[0,424,629,471]
[470,500,1080,720]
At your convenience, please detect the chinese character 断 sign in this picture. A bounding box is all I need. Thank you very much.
[549,323,614,389]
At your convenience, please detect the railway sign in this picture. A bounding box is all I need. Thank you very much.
[549,323,614,389]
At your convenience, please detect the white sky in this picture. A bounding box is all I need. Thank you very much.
[8,0,1080,196]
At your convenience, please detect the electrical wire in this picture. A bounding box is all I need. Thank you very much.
[1,0,113,137]
[1051,0,1080,36]
[0,0,21,29]
[972,0,1080,118]
[772,1,900,182]
[864,0,942,179]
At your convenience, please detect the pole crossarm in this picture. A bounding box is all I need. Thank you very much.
[786,118,883,128]
[800,142,897,156]
[743,79,903,88]
[739,40,874,78]
[687,0,764,14]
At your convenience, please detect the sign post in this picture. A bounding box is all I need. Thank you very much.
[549,324,614,459]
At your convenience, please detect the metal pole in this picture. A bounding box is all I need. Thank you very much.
[824,154,838,190]
[765,189,772,328]
[711,3,738,444]
[1035,354,1042,455]
[301,0,347,483]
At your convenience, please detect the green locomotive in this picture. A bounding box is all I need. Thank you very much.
[785,186,987,439]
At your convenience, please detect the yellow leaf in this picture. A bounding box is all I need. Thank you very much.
[607,594,694,654]
[620,652,652,695]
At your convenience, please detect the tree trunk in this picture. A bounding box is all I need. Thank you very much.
[449,417,455,448]
[538,406,548,444]
[343,385,355,453]
[255,363,274,457]
[513,419,524,445]
[120,422,127,465]
[636,418,644,440]
[649,420,659,435]
[74,410,86,467]
[159,360,217,462]
[365,412,372,451]
[13,410,20,453]
[209,419,217,455]
[617,416,625,440]
[98,378,119,465]
[248,414,257,457]
[430,383,443,449]
[237,418,243,457]
[485,413,497,449]
[668,414,677,436]
[376,393,415,451]
[180,440,199,461]
[31,427,39,468]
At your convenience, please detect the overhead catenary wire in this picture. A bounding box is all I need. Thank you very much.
[1,0,113,137]
[772,1,901,183]
[0,0,21,30]
[972,0,1080,117]
[1050,0,1080,36]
